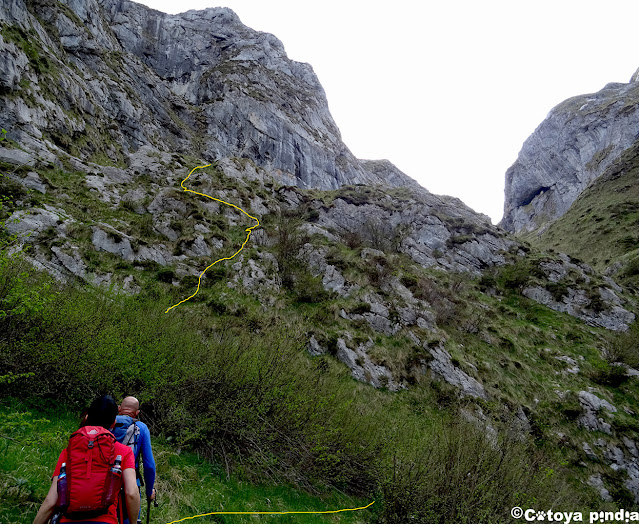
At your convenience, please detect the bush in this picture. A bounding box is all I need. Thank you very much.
[589,361,629,387]
[499,263,530,292]
[624,256,639,277]
[350,302,371,315]
[400,274,418,290]
[307,209,320,222]
[604,325,639,368]
[180,275,200,290]
[156,267,176,283]
[377,419,581,523]
[477,272,497,292]
[546,281,569,301]
[272,211,306,290]
[293,271,330,303]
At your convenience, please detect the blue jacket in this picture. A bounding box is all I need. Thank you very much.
[112,415,156,498]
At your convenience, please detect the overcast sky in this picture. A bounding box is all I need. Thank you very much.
[136,0,639,223]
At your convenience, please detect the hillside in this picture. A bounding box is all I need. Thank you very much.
[522,137,639,291]
[502,79,639,234]
[0,400,370,523]
[1,0,639,521]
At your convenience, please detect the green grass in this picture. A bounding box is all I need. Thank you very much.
[0,247,600,522]
[0,399,370,524]
[523,139,639,281]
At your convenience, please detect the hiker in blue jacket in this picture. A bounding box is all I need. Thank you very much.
[112,396,156,523]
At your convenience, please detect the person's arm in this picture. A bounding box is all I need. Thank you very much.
[139,424,156,498]
[32,476,58,524]
[123,468,140,521]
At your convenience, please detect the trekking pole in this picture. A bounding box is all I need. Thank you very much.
[146,492,158,524]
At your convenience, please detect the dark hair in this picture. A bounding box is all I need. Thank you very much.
[78,407,90,428]
[85,395,118,429]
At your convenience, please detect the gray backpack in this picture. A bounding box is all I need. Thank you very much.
[122,420,140,454]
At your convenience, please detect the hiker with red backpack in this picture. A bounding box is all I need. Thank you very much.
[32,395,140,524]
[111,396,156,524]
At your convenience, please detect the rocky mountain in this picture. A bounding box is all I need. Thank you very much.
[501,78,639,234]
[523,136,639,284]
[1,0,418,190]
[1,0,639,508]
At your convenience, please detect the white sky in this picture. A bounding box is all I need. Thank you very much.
[136,0,639,223]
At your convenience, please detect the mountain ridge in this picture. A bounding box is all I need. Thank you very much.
[1,0,639,512]
[501,78,639,234]
[1,0,421,192]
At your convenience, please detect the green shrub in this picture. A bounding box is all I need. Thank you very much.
[139,214,155,237]
[445,234,472,248]
[377,419,580,523]
[118,199,137,213]
[307,209,320,222]
[624,256,639,277]
[400,274,418,290]
[180,275,199,290]
[498,263,530,292]
[293,271,330,303]
[603,469,636,505]
[477,272,497,291]
[203,264,227,285]
[589,361,629,387]
[586,288,606,312]
[546,281,569,301]
[206,296,228,315]
[156,267,176,283]
[136,259,160,272]
[604,325,639,368]
[350,302,371,315]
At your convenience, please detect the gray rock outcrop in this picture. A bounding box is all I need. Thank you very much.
[502,80,639,233]
[427,344,487,399]
[0,0,416,192]
[335,337,402,391]
[578,391,616,434]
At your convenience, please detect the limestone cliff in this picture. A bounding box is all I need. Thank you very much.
[2,0,639,504]
[0,0,417,189]
[501,79,639,233]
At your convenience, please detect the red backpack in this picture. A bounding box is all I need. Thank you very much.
[63,426,122,519]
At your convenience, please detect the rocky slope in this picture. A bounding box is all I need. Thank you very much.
[522,136,639,284]
[501,79,639,233]
[1,0,639,505]
[0,0,419,190]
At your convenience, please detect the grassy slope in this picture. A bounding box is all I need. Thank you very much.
[521,139,639,282]
[0,399,370,524]
[2,164,639,519]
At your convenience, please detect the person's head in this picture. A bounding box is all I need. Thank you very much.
[85,395,118,429]
[118,396,140,418]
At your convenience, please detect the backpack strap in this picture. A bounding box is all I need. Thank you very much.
[121,420,144,483]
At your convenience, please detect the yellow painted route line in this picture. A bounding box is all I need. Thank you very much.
[164,164,260,313]
[163,167,374,521]
[165,501,375,523]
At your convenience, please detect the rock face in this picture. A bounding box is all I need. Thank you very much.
[427,344,487,399]
[501,80,639,233]
[0,0,416,191]
[578,390,616,434]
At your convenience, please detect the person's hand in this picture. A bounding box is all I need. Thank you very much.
[149,488,156,501]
